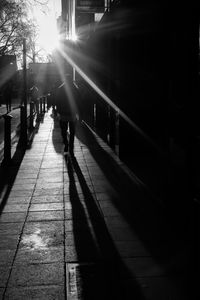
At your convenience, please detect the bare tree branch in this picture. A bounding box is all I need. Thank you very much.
[0,0,53,64]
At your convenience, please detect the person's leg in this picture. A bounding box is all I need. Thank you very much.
[35,100,39,114]
[9,98,11,111]
[6,100,9,112]
[69,121,76,153]
[60,120,69,151]
[52,98,57,115]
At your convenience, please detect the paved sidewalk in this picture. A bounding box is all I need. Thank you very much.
[0,109,195,299]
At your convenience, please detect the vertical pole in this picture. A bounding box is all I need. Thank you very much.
[71,0,76,40]
[62,0,68,38]
[29,101,34,130]
[22,38,27,146]
[40,97,42,115]
[3,114,13,164]
[43,96,46,113]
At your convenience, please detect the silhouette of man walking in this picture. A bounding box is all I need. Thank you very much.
[30,85,39,113]
[56,76,78,155]
[4,81,12,112]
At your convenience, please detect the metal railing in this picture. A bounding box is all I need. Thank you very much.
[0,96,47,165]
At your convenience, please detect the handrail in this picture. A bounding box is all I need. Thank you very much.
[61,48,167,158]
[11,104,23,111]
[0,104,22,119]
[0,96,48,164]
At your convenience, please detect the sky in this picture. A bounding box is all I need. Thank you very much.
[28,0,61,54]
[30,0,61,20]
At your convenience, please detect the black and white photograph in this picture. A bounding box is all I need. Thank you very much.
[0,0,199,299]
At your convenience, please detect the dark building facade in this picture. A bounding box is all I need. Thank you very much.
[60,0,200,201]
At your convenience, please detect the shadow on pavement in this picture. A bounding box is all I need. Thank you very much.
[65,155,145,300]
[0,143,25,214]
[51,116,63,154]
[0,115,44,213]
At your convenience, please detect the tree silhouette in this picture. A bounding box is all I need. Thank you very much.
[0,0,50,64]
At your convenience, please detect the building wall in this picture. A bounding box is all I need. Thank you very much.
[73,2,199,198]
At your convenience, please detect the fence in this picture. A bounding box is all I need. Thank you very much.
[0,96,47,165]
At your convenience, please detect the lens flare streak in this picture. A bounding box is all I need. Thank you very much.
[57,47,165,156]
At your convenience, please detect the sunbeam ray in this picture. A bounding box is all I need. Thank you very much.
[55,44,166,157]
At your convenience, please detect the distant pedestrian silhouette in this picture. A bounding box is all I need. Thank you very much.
[50,83,57,115]
[4,81,12,112]
[30,85,39,113]
[56,76,79,155]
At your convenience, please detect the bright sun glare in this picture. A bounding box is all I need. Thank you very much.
[37,16,60,54]
[31,1,61,56]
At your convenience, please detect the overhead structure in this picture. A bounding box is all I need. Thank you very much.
[76,0,105,13]
[61,0,105,40]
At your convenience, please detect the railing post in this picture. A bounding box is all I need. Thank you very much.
[35,100,39,117]
[3,114,13,164]
[47,94,50,110]
[39,97,43,115]
[43,96,46,113]
[20,105,27,147]
[22,38,27,141]
[108,106,116,149]
[29,101,34,129]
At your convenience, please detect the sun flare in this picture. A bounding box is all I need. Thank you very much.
[37,16,60,54]
[29,1,61,58]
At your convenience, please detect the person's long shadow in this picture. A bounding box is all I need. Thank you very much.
[65,155,144,300]
[0,111,46,213]
[26,119,41,149]
[0,110,45,212]
[75,121,194,277]
[0,142,25,213]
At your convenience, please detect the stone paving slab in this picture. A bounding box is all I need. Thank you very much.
[0,212,27,223]
[36,177,63,184]
[13,178,37,184]
[8,190,33,198]
[5,197,31,204]
[22,220,64,236]
[0,249,16,265]
[29,203,64,211]
[0,223,24,236]
[2,204,29,213]
[4,285,65,300]
[0,234,20,250]
[33,188,63,197]
[0,266,10,287]
[27,210,64,222]
[31,195,63,203]
[14,246,64,264]
[14,172,38,179]
[8,262,64,287]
